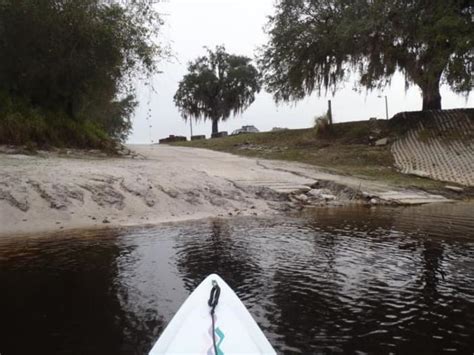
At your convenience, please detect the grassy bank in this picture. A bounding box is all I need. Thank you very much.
[0,96,116,151]
[173,121,445,190]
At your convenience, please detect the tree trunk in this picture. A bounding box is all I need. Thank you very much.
[421,81,442,111]
[212,119,219,136]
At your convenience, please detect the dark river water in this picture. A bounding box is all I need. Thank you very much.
[1,203,473,354]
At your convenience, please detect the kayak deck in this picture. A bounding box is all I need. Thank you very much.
[149,274,276,355]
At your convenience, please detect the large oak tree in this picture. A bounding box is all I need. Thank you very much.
[174,46,261,136]
[259,0,473,111]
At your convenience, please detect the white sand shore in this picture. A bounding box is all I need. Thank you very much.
[0,145,449,236]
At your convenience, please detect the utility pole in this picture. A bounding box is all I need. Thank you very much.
[327,100,333,125]
[378,95,389,120]
[189,119,193,138]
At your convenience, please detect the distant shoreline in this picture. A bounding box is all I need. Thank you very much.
[0,144,462,237]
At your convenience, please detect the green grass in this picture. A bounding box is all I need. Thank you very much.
[173,121,445,190]
[0,94,116,151]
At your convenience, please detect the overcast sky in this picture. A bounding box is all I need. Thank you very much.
[128,0,473,144]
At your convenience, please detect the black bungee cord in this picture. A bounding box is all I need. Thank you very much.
[208,280,221,355]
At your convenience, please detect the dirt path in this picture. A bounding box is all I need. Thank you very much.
[0,145,449,236]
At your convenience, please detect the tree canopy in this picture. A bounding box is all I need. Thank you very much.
[174,46,261,136]
[0,0,162,144]
[259,0,473,111]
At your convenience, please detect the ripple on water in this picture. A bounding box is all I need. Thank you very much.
[0,203,473,354]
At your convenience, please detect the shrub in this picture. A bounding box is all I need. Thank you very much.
[0,95,114,150]
[313,114,330,136]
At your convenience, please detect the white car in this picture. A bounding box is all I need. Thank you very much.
[231,125,259,135]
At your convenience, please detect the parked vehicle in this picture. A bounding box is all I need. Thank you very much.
[231,125,259,135]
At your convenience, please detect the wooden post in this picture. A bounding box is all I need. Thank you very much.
[327,100,333,126]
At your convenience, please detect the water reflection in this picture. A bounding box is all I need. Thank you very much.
[174,219,264,299]
[0,203,473,354]
[0,231,162,355]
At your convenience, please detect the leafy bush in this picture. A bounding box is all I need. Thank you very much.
[313,114,330,136]
[0,95,114,150]
[0,0,162,147]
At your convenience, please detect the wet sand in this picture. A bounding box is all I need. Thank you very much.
[0,145,450,236]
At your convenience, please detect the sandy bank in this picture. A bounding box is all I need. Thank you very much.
[0,145,450,236]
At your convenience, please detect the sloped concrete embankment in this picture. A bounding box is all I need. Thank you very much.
[391,109,474,187]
